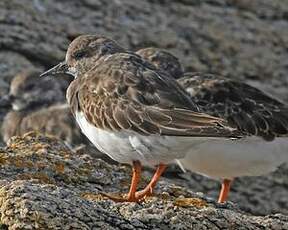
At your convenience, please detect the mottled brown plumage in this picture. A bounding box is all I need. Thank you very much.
[8,69,71,110]
[136,47,184,79]
[65,36,241,138]
[137,48,288,203]
[2,104,84,145]
[2,70,85,145]
[137,48,288,141]
[41,35,243,203]
[178,73,288,140]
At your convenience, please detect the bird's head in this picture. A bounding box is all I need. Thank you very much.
[9,70,66,111]
[136,47,184,79]
[41,35,125,78]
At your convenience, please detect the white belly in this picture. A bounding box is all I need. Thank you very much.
[178,137,288,179]
[75,112,211,165]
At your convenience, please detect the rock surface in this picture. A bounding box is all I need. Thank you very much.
[0,0,288,102]
[0,132,287,229]
[0,0,288,228]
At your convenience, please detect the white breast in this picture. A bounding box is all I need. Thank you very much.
[75,112,211,165]
[178,136,288,179]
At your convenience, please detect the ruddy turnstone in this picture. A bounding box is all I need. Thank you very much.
[137,47,288,203]
[1,70,85,146]
[41,35,242,202]
[135,48,183,79]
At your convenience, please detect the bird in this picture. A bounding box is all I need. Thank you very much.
[135,47,184,79]
[137,47,288,203]
[40,35,242,202]
[1,69,86,147]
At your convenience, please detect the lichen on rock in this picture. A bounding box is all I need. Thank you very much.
[0,132,287,229]
[1,0,288,228]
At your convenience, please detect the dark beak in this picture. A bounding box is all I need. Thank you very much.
[40,62,72,77]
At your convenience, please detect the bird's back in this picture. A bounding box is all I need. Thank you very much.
[178,72,288,140]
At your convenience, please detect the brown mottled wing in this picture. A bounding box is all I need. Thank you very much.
[178,72,288,140]
[77,53,242,138]
[2,111,23,143]
[136,48,184,79]
[20,105,86,145]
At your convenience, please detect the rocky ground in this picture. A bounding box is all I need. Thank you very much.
[0,0,288,229]
[0,132,287,229]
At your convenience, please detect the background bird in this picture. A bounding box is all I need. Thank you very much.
[1,69,87,147]
[136,47,184,79]
[137,47,288,203]
[41,35,242,202]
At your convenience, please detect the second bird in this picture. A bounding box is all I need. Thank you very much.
[137,47,288,203]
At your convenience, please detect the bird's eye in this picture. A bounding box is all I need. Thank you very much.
[73,50,86,60]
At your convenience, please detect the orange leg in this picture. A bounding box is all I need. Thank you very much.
[135,163,167,200]
[126,161,142,200]
[102,160,142,202]
[218,179,233,203]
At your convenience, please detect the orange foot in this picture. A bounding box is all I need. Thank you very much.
[134,186,153,200]
[102,162,167,203]
[135,163,167,200]
[100,192,144,202]
[101,160,142,202]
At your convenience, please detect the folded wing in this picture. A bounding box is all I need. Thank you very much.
[77,54,243,138]
[178,73,288,140]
